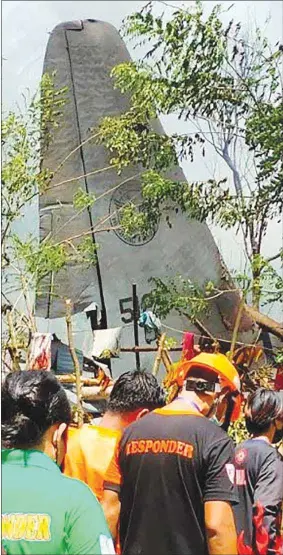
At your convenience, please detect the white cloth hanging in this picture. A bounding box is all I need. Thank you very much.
[90,327,123,359]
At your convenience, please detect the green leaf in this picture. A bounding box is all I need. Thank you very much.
[73,188,96,211]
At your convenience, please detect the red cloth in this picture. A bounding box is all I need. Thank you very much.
[29,333,52,371]
[182,333,195,361]
[274,366,283,391]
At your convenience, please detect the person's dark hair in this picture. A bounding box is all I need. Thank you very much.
[245,388,283,435]
[107,370,166,413]
[2,371,71,449]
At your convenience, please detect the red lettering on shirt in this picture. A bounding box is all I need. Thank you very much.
[138,440,145,454]
[125,439,194,459]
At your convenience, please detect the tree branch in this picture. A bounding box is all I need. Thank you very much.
[228,297,245,361]
[266,252,282,264]
[257,205,269,255]
[245,305,283,341]
[222,139,243,197]
[53,131,101,177]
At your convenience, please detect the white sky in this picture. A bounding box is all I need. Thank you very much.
[3,1,283,110]
[2,0,283,320]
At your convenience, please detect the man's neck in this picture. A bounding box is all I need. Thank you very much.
[99,411,129,432]
[252,432,272,444]
[169,392,204,414]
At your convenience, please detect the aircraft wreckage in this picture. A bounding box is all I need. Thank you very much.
[36,19,266,379]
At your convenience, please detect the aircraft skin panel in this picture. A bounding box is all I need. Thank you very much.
[37,19,254,366]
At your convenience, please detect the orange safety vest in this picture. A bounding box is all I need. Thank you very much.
[63,424,121,502]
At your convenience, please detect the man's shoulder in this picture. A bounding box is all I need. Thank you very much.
[236,438,275,454]
[200,416,231,437]
[60,472,101,505]
[68,423,121,450]
[235,439,278,467]
[196,419,235,455]
[81,424,121,441]
[174,412,233,444]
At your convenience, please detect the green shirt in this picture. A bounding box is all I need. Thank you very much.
[2,449,115,555]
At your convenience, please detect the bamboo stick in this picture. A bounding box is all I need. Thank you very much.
[65,300,84,427]
[164,349,173,366]
[161,350,172,374]
[57,375,104,386]
[152,333,166,377]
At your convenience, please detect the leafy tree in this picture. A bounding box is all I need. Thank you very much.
[98,0,283,322]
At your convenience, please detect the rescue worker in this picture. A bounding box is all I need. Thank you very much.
[63,370,166,501]
[2,371,114,555]
[234,388,283,555]
[102,352,241,555]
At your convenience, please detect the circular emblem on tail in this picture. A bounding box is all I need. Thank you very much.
[109,181,159,246]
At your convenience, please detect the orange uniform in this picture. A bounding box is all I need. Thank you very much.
[63,424,121,502]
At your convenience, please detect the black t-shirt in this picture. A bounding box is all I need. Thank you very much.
[109,408,238,555]
[233,439,283,555]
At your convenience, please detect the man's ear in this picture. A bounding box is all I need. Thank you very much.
[52,423,68,466]
[275,418,283,430]
[136,408,149,420]
[52,422,67,447]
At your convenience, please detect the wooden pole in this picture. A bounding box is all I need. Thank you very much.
[132,284,141,371]
[152,333,166,377]
[65,299,84,427]
[161,348,173,373]
[57,375,106,386]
